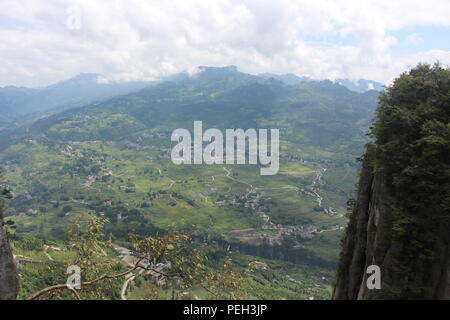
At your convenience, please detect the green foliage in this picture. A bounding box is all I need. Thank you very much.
[22,218,254,300]
[69,216,113,277]
[130,231,253,299]
[369,63,450,298]
[12,233,45,251]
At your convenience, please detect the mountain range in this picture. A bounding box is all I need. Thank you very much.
[259,73,384,92]
[0,67,383,120]
[0,73,154,117]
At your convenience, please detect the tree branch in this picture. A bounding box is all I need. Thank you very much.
[69,288,81,300]
[26,258,144,300]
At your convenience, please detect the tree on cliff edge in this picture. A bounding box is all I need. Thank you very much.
[333,63,450,299]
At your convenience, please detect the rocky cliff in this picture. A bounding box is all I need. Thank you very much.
[333,63,450,300]
[0,221,19,300]
[333,149,449,300]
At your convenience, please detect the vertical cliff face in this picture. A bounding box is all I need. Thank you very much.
[332,152,449,300]
[0,221,19,300]
[333,63,450,300]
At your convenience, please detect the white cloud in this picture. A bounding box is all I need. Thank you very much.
[0,0,449,87]
[405,34,424,46]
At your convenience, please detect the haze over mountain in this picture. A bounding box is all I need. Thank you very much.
[0,66,382,124]
[259,73,384,93]
[11,66,378,161]
[0,73,154,117]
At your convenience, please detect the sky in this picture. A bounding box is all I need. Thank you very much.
[1,0,450,87]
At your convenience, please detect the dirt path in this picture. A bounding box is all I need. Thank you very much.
[223,167,253,189]
[169,192,178,204]
[121,274,136,300]
[114,245,146,300]
[14,254,52,264]
[306,167,326,207]
[43,245,55,261]
[167,178,175,189]
[121,267,148,300]
[316,226,343,234]
[257,186,297,191]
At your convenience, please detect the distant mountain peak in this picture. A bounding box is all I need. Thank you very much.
[259,73,311,85]
[164,65,240,82]
[197,65,238,73]
[259,72,384,93]
[193,65,240,78]
[56,73,102,86]
[0,73,152,116]
[334,78,385,93]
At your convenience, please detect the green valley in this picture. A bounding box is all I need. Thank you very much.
[0,66,379,300]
